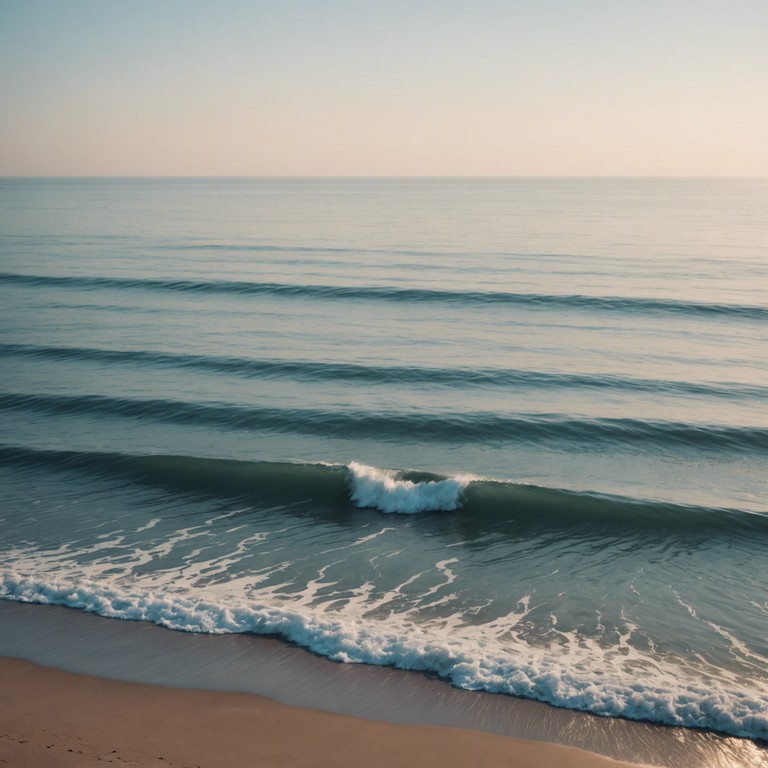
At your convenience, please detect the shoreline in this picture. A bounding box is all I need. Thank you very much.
[1,656,638,768]
[1,600,766,767]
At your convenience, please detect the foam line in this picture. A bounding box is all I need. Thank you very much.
[1,570,766,742]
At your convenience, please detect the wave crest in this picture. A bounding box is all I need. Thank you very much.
[348,462,470,514]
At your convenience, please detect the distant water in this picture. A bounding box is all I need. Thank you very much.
[1,177,766,741]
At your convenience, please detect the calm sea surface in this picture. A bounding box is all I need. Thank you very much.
[0,178,766,740]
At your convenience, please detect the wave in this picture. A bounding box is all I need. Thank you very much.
[1,392,767,454]
[2,343,765,399]
[2,445,766,535]
[348,461,471,513]
[1,569,766,741]
[2,272,766,320]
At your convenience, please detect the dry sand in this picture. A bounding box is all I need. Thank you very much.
[0,657,642,768]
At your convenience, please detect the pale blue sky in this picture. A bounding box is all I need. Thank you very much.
[1,0,766,175]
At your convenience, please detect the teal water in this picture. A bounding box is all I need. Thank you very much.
[0,178,766,740]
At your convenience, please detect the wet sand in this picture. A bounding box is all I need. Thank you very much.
[1,657,641,768]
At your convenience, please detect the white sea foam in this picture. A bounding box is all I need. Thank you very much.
[350,527,397,546]
[348,462,471,514]
[2,564,767,742]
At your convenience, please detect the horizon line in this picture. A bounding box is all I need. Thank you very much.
[1,174,765,181]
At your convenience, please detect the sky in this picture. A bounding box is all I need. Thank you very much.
[1,0,766,176]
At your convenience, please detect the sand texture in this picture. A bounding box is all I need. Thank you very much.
[0,657,642,768]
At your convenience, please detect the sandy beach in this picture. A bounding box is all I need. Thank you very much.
[1,656,644,768]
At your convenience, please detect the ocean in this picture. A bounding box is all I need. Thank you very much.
[1,177,766,748]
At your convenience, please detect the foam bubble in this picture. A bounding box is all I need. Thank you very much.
[348,462,470,514]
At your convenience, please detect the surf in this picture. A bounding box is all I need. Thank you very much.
[2,445,766,536]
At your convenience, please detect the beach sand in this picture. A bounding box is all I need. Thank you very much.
[1,656,641,768]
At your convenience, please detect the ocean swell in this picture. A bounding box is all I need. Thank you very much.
[2,272,765,320]
[1,445,766,535]
[2,393,767,453]
[2,342,765,399]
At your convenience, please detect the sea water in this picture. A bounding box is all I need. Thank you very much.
[0,177,766,742]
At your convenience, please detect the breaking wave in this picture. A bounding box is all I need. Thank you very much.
[1,445,766,535]
[348,461,471,513]
[1,569,766,741]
